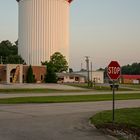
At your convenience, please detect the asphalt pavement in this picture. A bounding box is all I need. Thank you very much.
[0,100,140,140]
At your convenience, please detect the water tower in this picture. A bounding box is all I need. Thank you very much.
[16,0,73,65]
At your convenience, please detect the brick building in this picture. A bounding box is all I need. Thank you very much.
[0,64,46,84]
[120,75,140,84]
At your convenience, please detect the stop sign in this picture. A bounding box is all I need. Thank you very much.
[107,61,121,80]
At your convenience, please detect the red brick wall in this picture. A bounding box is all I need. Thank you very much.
[0,65,6,82]
[23,65,46,83]
[0,65,46,83]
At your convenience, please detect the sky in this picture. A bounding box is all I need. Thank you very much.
[0,0,140,70]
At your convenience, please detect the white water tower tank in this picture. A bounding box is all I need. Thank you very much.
[17,0,73,65]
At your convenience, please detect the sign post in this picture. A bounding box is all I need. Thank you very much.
[107,61,121,123]
[112,80,115,122]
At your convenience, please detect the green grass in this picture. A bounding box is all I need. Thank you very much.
[65,83,89,89]
[65,83,133,91]
[93,86,131,91]
[0,93,139,104]
[0,88,88,93]
[121,84,140,89]
[90,108,140,137]
[90,108,140,127]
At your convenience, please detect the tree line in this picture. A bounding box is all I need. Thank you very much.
[26,52,68,83]
[0,40,68,83]
[0,40,25,64]
[121,63,140,75]
[102,62,140,79]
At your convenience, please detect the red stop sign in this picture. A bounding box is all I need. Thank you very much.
[107,61,121,80]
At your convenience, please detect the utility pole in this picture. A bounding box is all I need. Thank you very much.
[29,53,31,65]
[85,56,90,87]
[90,61,93,87]
[81,62,83,71]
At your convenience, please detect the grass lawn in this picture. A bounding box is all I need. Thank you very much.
[93,86,131,91]
[90,108,140,138]
[0,93,139,104]
[121,84,140,89]
[0,84,136,94]
[65,83,134,91]
[0,88,88,93]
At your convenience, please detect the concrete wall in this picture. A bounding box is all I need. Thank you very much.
[6,64,23,84]
[92,71,104,84]
[58,75,85,83]
[0,65,6,83]
[63,76,85,83]
[74,71,104,84]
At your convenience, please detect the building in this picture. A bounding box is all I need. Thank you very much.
[120,75,140,84]
[73,70,104,84]
[17,0,73,65]
[0,64,46,84]
[57,73,86,83]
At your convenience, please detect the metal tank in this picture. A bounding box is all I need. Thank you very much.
[17,0,73,65]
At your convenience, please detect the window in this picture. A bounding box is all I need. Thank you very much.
[23,75,24,80]
[75,77,79,81]
[41,75,43,81]
[69,77,74,79]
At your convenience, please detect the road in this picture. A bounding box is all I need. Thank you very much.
[0,100,140,140]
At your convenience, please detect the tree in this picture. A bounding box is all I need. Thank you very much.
[5,55,25,64]
[80,68,87,72]
[0,40,13,57]
[121,63,140,75]
[26,65,35,83]
[41,61,48,65]
[97,68,104,71]
[50,52,68,72]
[69,68,73,73]
[45,62,57,83]
[0,40,25,64]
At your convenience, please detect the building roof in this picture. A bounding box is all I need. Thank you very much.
[17,0,73,3]
[121,75,140,79]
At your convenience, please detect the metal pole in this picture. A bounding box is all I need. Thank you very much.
[112,80,115,123]
[29,53,31,65]
[90,62,93,87]
[81,62,83,70]
[85,56,90,87]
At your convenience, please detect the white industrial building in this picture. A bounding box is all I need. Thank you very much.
[17,0,73,65]
[56,70,104,84]
[57,73,86,83]
[74,70,104,84]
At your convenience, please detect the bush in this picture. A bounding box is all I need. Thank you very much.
[26,65,35,83]
[45,62,57,83]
